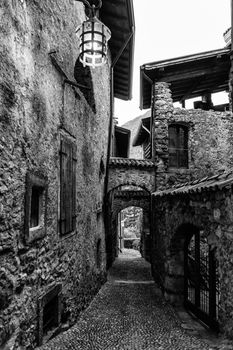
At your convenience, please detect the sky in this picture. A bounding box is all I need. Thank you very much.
[115,0,231,126]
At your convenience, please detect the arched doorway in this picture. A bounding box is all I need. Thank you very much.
[106,184,151,268]
[184,229,220,330]
[117,206,150,260]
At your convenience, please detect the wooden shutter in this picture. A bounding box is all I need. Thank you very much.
[60,138,77,235]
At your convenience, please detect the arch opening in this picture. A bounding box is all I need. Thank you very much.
[116,205,151,261]
[166,223,220,330]
[106,183,151,269]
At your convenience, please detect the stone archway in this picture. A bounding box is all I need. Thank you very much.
[108,158,156,194]
[106,184,151,268]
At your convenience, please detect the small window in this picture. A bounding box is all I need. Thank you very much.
[43,295,59,335]
[60,137,77,235]
[24,172,47,243]
[38,284,62,346]
[168,124,188,168]
[30,186,43,228]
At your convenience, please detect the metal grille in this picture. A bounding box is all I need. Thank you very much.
[185,231,219,330]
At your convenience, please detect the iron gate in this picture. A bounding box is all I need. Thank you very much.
[184,231,219,330]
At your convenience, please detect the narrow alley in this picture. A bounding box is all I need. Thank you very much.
[39,250,223,350]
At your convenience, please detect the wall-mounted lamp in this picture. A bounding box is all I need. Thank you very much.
[76,0,111,68]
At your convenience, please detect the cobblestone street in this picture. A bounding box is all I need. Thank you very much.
[39,250,231,350]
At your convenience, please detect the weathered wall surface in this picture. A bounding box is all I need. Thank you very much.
[108,158,156,193]
[106,159,154,267]
[106,188,151,267]
[151,173,233,337]
[0,1,110,348]
[153,83,233,190]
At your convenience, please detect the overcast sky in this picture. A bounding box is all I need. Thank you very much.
[115,0,231,126]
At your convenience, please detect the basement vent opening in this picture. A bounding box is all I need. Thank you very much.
[43,294,59,335]
[38,285,62,346]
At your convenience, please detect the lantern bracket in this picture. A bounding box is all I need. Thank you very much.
[76,0,102,18]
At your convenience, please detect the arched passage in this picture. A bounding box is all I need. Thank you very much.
[106,184,151,268]
[164,223,219,330]
[117,206,151,262]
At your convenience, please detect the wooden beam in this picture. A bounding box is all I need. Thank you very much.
[143,71,153,84]
[173,86,229,103]
[158,65,228,83]
[181,100,186,108]
[179,77,205,103]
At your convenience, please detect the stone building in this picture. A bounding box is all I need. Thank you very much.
[134,42,233,336]
[0,0,135,348]
[105,29,233,338]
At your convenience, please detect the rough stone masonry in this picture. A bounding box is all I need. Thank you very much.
[0,1,110,348]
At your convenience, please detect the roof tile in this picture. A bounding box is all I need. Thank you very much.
[153,170,233,198]
[109,157,154,168]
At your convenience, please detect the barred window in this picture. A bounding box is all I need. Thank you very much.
[168,124,188,168]
[60,137,77,235]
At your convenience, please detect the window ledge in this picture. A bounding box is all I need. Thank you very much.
[28,226,45,243]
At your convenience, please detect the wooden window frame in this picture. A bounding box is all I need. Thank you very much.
[168,124,188,169]
[59,136,77,235]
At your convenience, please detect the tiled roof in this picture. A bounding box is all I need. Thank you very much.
[153,170,233,198]
[109,157,154,168]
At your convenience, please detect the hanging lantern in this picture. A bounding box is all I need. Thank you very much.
[76,1,111,68]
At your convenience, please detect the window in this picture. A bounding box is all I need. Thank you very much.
[168,124,188,168]
[60,137,77,235]
[38,284,62,346]
[30,186,43,228]
[24,172,47,243]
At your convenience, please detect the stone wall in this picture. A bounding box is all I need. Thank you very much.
[0,1,110,348]
[106,159,155,267]
[108,159,156,193]
[151,174,233,337]
[106,187,151,267]
[152,83,233,190]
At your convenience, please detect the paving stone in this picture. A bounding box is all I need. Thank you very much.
[39,249,230,350]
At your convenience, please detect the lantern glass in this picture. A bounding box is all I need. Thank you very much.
[76,16,111,68]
